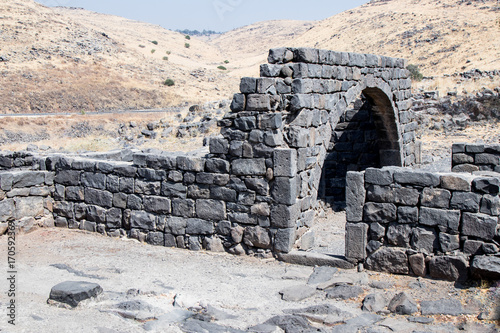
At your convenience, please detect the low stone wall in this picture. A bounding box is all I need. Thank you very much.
[451,143,500,173]
[346,167,500,281]
[0,169,55,235]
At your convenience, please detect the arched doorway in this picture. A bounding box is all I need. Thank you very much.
[319,87,402,209]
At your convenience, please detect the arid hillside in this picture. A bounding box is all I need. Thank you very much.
[0,0,498,114]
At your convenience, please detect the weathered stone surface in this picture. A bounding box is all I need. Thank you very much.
[246,94,271,111]
[421,188,451,208]
[55,170,81,186]
[450,192,481,212]
[243,226,272,249]
[271,177,297,205]
[186,218,214,235]
[49,281,103,307]
[84,188,113,208]
[420,299,466,316]
[273,149,297,178]
[81,172,106,190]
[210,137,229,154]
[106,208,122,229]
[143,196,171,214]
[363,203,397,222]
[166,217,187,235]
[439,232,460,253]
[161,182,187,198]
[366,185,419,206]
[279,285,317,302]
[388,292,418,315]
[364,168,393,186]
[326,285,364,300]
[473,177,500,195]
[480,194,500,216]
[429,255,468,282]
[146,232,164,246]
[440,174,472,191]
[177,156,205,172]
[12,171,46,188]
[172,198,195,218]
[196,199,226,221]
[369,223,385,241]
[362,293,388,313]
[387,223,412,248]
[409,253,426,277]
[463,239,485,255]
[130,211,156,231]
[14,196,44,219]
[346,223,368,261]
[307,266,338,286]
[461,212,497,241]
[394,170,440,187]
[274,228,296,253]
[397,206,418,224]
[277,251,355,269]
[365,247,409,275]
[410,227,437,254]
[471,255,500,280]
[419,207,460,231]
[346,172,365,222]
[231,159,266,176]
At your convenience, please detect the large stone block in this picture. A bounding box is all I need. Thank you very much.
[240,77,257,94]
[143,196,171,214]
[12,171,45,188]
[419,207,460,231]
[81,172,106,190]
[365,247,409,275]
[177,156,205,172]
[258,113,283,130]
[231,159,266,176]
[65,186,85,202]
[172,198,195,218]
[146,232,164,246]
[270,204,300,228]
[14,196,44,219]
[273,149,297,178]
[363,203,397,223]
[246,94,271,111]
[476,153,500,165]
[166,216,187,235]
[346,172,366,222]
[480,194,500,216]
[274,228,296,253]
[366,185,419,206]
[285,126,310,148]
[345,223,368,261]
[243,226,272,249]
[0,172,13,191]
[439,232,460,253]
[230,93,245,112]
[130,211,156,231]
[186,218,214,235]
[410,227,437,254]
[473,177,500,195]
[461,212,497,241]
[196,199,226,221]
[364,168,394,186]
[161,182,187,198]
[471,255,500,280]
[271,177,297,205]
[55,170,81,186]
[135,180,160,196]
[205,159,230,174]
[393,170,440,187]
[421,188,451,208]
[84,188,113,208]
[106,207,122,229]
[450,192,481,212]
[397,206,418,224]
[387,223,412,248]
[429,255,468,282]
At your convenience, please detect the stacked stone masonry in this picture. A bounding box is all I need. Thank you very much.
[346,166,500,281]
[0,47,419,258]
[452,143,500,173]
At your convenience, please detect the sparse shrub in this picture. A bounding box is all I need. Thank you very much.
[151,49,156,54]
[163,79,175,86]
[184,43,190,48]
[151,40,158,45]
[217,65,227,70]
[139,45,145,48]
[407,64,423,81]
[185,35,191,40]
[166,51,171,55]
[163,56,169,61]
[224,60,229,64]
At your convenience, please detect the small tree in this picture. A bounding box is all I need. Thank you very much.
[407,64,423,81]
[185,35,191,40]
[163,56,169,61]
[163,79,175,86]
[151,49,156,54]
[224,60,229,64]
[151,40,158,45]
[184,43,190,48]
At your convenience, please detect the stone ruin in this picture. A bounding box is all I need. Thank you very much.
[1,47,498,281]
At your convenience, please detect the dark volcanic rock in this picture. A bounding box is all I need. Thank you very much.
[48,281,103,307]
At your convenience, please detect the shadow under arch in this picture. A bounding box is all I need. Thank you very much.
[319,85,403,209]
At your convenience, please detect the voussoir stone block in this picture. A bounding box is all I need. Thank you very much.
[346,172,366,222]
[345,222,368,261]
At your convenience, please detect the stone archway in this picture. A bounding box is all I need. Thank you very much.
[319,86,403,208]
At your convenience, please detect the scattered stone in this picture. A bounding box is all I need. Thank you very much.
[326,284,364,300]
[307,266,338,285]
[263,315,314,333]
[362,293,388,313]
[48,281,103,307]
[181,319,245,333]
[420,298,466,316]
[388,292,418,315]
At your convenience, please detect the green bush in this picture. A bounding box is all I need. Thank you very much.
[151,49,156,54]
[407,64,423,81]
[151,40,158,45]
[163,56,168,61]
[224,60,229,64]
[163,79,175,86]
[217,65,227,70]
[185,35,191,40]
[184,43,190,48]
[166,51,171,55]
